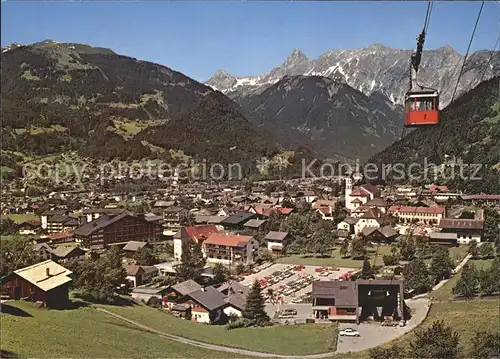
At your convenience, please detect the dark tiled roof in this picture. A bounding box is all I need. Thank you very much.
[82,208,126,215]
[312,280,358,307]
[171,279,202,296]
[73,211,134,236]
[186,286,227,311]
[439,218,484,230]
[264,231,289,241]
[243,219,267,228]
[122,241,148,252]
[221,212,255,225]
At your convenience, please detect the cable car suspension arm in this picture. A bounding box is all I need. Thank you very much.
[410,1,433,90]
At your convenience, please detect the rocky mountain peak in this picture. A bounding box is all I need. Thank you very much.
[205,69,237,90]
[282,48,309,67]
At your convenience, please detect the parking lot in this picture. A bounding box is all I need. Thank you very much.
[239,263,355,319]
[336,297,431,353]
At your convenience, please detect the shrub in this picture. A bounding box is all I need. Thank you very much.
[146,296,162,308]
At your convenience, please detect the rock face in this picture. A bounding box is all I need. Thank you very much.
[236,75,402,161]
[206,44,500,108]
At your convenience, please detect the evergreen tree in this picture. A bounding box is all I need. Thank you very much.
[361,258,374,279]
[452,262,479,300]
[242,280,270,324]
[409,320,460,359]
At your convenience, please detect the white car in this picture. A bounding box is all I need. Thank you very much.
[339,328,360,337]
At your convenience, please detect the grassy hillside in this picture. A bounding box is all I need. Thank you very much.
[99,303,337,355]
[1,301,249,358]
[1,41,318,177]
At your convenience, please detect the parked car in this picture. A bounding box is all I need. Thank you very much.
[339,328,360,337]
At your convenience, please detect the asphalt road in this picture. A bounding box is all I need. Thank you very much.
[336,298,431,353]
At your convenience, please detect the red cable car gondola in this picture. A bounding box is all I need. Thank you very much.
[404,87,439,127]
[404,23,440,128]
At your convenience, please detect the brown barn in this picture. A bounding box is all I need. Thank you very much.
[1,260,72,308]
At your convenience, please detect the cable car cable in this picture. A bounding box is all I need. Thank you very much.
[449,1,485,106]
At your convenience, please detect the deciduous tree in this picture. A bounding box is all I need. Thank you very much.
[403,258,432,294]
[409,320,460,359]
[429,246,454,283]
[452,262,479,300]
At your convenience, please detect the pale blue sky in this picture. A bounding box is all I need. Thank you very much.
[2,1,499,81]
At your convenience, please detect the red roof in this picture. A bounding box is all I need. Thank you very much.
[429,185,448,192]
[278,208,294,215]
[47,231,74,241]
[350,188,371,197]
[462,194,500,200]
[203,233,252,247]
[185,225,219,243]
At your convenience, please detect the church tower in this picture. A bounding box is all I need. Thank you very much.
[345,177,353,210]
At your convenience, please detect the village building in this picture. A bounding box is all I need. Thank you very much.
[177,286,228,323]
[220,212,256,230]
[354,208,386,235]
[121,241,150,257]
[51,246,86,262]
[131,285,169,303]
[34,243,54,261]
[163,279,203,309]
[17,219,41,235]
[1,260,72,308]
[337,217,357,234]
[173,225,219,262]
[162,207,190,235]
[202,233,258,265]
[460,194,500,206]
[362,226,399,244]
[73,212,162,249]
[388,205,445,224]
[438,209,484,244]
[263,231,290,254]
[81,208,126,224]
[345,179,381,212]
[311,279,405,324]
[125,264,159,287]
[243,218,267,232]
